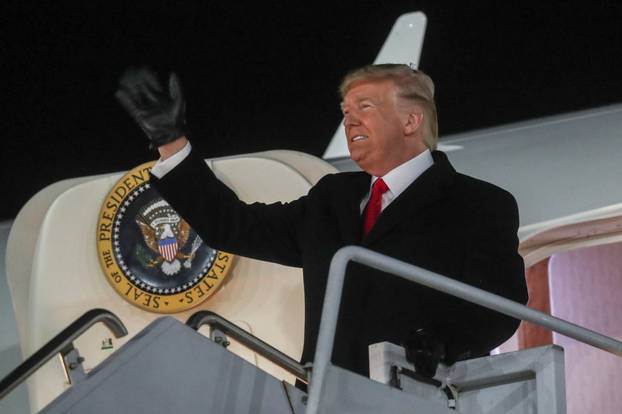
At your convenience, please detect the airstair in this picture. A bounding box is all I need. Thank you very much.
[2,246,621,413]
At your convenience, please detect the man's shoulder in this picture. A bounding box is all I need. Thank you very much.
[452,172,518,211]
[454,172,510,193]
[431,150,516,204]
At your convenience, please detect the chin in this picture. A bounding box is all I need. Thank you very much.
[349,153,375,174]
[354,161,375,175]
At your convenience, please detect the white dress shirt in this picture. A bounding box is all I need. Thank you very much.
[359,149,434,214]
[150,141,193,178]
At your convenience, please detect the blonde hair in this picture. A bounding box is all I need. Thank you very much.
[339,64,438,149]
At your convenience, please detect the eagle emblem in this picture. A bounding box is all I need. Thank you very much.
[135,199,202,276]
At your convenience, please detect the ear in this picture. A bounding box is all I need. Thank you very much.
[403,112,424,135]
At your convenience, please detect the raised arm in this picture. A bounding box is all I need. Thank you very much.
[115,67,307,267]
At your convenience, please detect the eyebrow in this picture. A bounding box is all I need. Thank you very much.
[340,97,375,110]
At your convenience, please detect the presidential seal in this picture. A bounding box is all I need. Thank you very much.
[97,161,234,313]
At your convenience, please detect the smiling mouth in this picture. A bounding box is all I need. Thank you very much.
[351,135,368,142]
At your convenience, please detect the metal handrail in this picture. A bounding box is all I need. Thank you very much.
[306,245,622,414]
[0,308,127,400]
[186,310,308,382]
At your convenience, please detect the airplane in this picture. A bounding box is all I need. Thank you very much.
[1,11,622,413]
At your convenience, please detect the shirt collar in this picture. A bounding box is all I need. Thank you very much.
[371,149,434,198]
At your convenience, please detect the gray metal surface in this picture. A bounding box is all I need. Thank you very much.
[40,317,308,414]
[318,365,456,414]
[442,104,622,232]
[0,220,30,414]
[307,245,622,414]
[446,345,566,413]
[370,342,566,413]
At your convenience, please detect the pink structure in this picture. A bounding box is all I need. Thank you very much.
[548,242,622,414]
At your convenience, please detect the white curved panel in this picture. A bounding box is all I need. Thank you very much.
[253,149,338,185]
[6,173,111,350]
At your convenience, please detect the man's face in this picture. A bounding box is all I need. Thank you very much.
[341,79,423,176]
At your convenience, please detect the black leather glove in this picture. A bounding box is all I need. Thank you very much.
[115,67,188,149]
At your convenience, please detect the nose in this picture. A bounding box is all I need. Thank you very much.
[343,111,361,128]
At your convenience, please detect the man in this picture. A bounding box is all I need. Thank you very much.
[116,64,528,378]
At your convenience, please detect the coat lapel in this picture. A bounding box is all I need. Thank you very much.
[335,172,370,244]
[363,151,456,245]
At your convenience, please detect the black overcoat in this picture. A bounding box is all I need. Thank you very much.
[151,150,528,376]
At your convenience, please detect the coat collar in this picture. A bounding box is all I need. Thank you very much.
[362,150,456,245]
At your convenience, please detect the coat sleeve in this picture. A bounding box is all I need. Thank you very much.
[149,151,311,268]
[448,188,528,356]
[439,187,528,362]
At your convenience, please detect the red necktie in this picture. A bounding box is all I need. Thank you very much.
[363,178,389,235]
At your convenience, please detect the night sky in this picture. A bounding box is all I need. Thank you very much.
[3,2,622,220]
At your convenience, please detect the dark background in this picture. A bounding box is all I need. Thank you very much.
[3,1,622,220]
